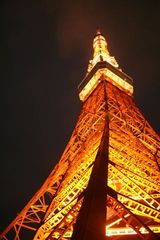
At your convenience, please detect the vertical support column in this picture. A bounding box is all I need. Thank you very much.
[71,81,109,240]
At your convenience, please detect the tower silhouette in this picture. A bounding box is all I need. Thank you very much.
[1,30,160,240]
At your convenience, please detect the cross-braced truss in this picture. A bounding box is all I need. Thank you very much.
[1,80,160,240]
[1,29,160,239]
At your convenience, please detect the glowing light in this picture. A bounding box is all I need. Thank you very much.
[79,63,133,102]
[79,30,133,101]
[87,29,119,73]
[106,225,160,236]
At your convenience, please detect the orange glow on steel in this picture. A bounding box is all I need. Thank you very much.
[106,225,160,236]
[79,68,133,101]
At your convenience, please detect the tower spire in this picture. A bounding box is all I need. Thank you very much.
[96,26,101,35]
[93,27,110,58]
[87,29,119,74]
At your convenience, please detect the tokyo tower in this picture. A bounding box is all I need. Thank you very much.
[1,30,160,240]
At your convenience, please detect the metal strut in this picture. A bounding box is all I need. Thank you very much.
[71,80,109,240]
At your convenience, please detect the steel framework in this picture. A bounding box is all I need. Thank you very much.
[1,30,160,240]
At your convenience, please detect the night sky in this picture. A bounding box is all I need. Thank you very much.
[1,0,160,233]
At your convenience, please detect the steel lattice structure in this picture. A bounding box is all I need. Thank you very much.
[1,30,160,240]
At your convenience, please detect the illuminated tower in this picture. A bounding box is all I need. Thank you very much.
[1,30,160,240]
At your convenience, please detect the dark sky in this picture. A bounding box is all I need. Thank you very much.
[1,0,160,233]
